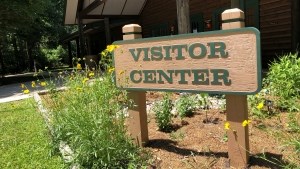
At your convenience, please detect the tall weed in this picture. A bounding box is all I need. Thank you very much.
[50,73,146,168]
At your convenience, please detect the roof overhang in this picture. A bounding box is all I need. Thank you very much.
[64,0,147,25]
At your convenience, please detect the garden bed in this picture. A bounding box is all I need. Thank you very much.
[38,90,299,168]
[144,92,299,168]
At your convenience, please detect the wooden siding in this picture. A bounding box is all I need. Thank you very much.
[260,0,292,63]
[138,0,293,66]
[139,0,230,37]
[139,0,178,37]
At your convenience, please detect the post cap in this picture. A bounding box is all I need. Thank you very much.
[222,8,245,21]
[122,24,142,34]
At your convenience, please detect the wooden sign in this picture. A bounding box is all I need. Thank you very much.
[113,27,261,94]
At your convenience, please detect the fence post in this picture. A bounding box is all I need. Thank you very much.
[222,8,250,168]
[122,24,149,147]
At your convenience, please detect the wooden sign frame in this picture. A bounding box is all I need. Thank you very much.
[113,27,261,95]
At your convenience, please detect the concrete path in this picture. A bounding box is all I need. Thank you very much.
[0,81,47,103]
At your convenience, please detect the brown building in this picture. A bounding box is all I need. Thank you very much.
[63,0,300,67]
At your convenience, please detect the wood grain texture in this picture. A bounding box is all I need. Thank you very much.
[113,29,260,94]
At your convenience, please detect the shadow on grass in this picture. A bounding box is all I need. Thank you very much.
[147,139,296,168]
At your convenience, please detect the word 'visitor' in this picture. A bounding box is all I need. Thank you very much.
[128,42,231,86]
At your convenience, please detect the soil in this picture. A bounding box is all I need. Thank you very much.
[39,91,299,168]
[144,92,298,169]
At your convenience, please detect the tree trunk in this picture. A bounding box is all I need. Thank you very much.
[12,35,21,72]
[26,41,34,71]
[0,43,5,85]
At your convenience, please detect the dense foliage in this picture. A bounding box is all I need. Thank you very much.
[0,0,74,83]
[264,53,300,111]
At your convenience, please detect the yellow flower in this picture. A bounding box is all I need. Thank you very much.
[256,101,264,110]
[224,122,230,130]
[40,81,47,87]
[77,63,82,70]
[88,72,95,77]
[82,78,89,84]
[101,51,106,56]
[108,67,115,74]
[106,45,119,52]
[21,83,25,89]
[31,81,36,88]
[242,120,251,127]
[23,89,30,94]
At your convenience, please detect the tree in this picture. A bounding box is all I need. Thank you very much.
[0,0,69,79]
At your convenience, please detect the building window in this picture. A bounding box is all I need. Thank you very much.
[190,13,204,33]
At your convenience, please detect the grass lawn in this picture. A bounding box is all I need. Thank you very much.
[0,99,65,169]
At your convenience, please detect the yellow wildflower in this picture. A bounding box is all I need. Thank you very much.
[108,67,115,74]
[88,72,95,77]
[106,45,119,52]
[76,87,83,92]
[77,63,82,70]
[40,81,47,87]
[224,122,230,130]
[21,83,25,89]
[256,101,264,110]
[82,78,89,84]
[23,89,30,94]
[101,51,106,56]
[242,120,251,127]
[31,81,36,88]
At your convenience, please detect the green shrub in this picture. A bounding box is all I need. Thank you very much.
[152,93,173,132]
[176,94,195,118]
[50,72,147,168]
[264,52,300,112]
[248,90,271,118]
[42,45,67,68]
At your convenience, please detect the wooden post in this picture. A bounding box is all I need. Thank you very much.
[76,38,80,58]
[222,8,249,168]
[78,16,86,57]
[176,0,191,34]
[104,18,112,45]
[122,24,148,147]
[67,41,73,68]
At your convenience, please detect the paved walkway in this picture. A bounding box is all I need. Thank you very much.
[0,72,55,103]
[0,81,47,103]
